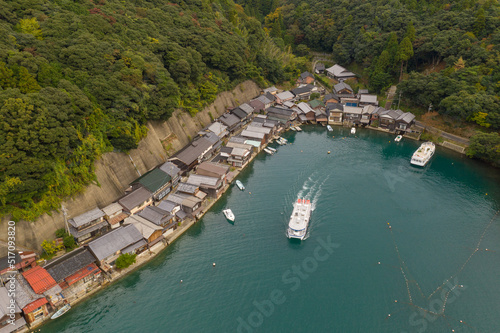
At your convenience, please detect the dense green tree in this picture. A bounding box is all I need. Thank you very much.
[467,132,500,166]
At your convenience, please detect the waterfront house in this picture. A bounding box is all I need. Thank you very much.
[323,93,340,105]
[176,182,200,196]
[157,201,181,222]
[291,84,314,101]
[13,276,50,326]
[219,113,242,133]
[297,102,316,123]
[343,106,363,125]
[314,63,325,74]
[248,99,265,113]
[21,265,64,309]
[275,91,295,104]
[395,112,416,132]
[361,105,377,126]
[370,107,386,126]
[239,103,255,115]
[102,203,127,229]
[206,122,229,139]
[165,193,203,217]
[226,140,255,153]
[0,286,26,332]
[263,86,278,95]
[297,71,315,85]
[308,99,325,111]
[44,248,101,299]
[118,187,153,215]
[240,129,266,145]
[131,168,172,202]
[168,133,221,171]
[186,174,224,198]
[267,106,297,124]
[68,207,108,244]
[325,64,356,81]
[123,215,164,247]
[231,107,252,125]
[246,124,272,142]
[196,162,229,184]
[326,103,344,125]
[379,109,404,131]
[334,82,355,98]
[227,147,251,168]
[139,206,176,237]
[159,161,181,188]
[0,251,36,275]
[315,109,328,124]
[87,224,146,270]
[256,95,273,109]
[359,94,379,107]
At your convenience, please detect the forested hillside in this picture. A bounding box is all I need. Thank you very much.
[0,0,307,221]
[237,0,500,164]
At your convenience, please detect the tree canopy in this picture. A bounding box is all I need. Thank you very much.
[0,0,307,221]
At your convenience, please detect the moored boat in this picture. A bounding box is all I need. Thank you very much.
[395,135,402,142]
[351,127,356,134]
[287,199,312,240]
[264,148,274,155]
[290,126,297,131]
[327,125,333,132]
[51,304,71,320]
[295,126,302,132]
[223,209,235,222]
[236,180,245,191]
[267,147,277,153]
[410,142,435,167]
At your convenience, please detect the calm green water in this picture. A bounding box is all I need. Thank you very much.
[43,126,500,333]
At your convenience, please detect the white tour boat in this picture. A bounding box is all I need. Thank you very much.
[327,125,333,132]
[410,142,435,167]
[395,135,402,142]
[223,209,235,222]
[236,180,245,191]
[287,199,312,240]
[351,127,356,134]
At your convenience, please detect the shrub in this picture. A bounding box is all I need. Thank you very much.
[63,235,76,249]
[115,253,137,269]
[55,228,67,238]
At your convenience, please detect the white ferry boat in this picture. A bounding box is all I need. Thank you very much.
[223,209,235,222]
[327,125,333,132]
[236,180,245,191]
[410,142,435,167]
[287,199,312,240]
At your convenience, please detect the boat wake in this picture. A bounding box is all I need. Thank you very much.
[298,174,329,211]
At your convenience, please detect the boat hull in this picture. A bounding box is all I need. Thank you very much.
[287,199,311,241]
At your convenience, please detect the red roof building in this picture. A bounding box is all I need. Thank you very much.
[22,298,48,314]
[22,266,57,294]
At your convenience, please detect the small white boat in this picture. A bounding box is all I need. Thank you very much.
[351,127,356,134]
[279,137,288,143]
[290,126,297,131]
[327,125,333,132]
[276,139,285,145]
[51,304,71,320]
[295,126,302,132]
[223,209,235,222]
[236,180,245,191]
[264,148,274,155]
[267,147,277,153]
[395,135,402,142]
[411,142,435,167]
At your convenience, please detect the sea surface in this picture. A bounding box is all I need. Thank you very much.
[43,126,500,333]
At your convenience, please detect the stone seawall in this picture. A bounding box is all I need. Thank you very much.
[0,81,261,253]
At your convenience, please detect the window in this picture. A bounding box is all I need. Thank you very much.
[33,307,44,320]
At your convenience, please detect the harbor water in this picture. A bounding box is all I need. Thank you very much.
[43,126,500,333]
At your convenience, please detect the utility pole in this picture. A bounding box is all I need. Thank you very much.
[61,204,70,235]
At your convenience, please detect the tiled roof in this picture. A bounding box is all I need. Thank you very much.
[22,266,57,294]
[118,187,152,212]
[197,161,229,177]
[45,248,97,283]
[22,297,48,314]
[0,287,21,316]
[65,263,100,286]
[334,82,353,94]
[68,207,105,228]
[159,162,181,179]
[131,168,171,194]
[187,174,219,187]
[102,202,123,217]
[88,225,144,261]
